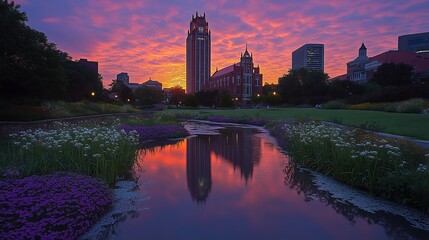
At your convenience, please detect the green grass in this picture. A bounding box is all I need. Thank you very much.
[166,108,429,140]
[0,101,141,121]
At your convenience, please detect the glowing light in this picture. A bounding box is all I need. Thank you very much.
[91,91,95,96]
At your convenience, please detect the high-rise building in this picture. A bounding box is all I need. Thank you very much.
[292,44,324,72]
[117,72,129,85]
[398,32,429,54]
[186,12,211,94]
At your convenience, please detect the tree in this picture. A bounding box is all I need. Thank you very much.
[278,68,329,104]
[0,0,69,101]
[109,80,134,103]
[184,94,198,107]
[328,80,364,99]
[195,90,218,107]
[219,92,233,108]
[63,61,103,101]
[370,63,414,86]
[168,86,186,106]
[134,86,164,106]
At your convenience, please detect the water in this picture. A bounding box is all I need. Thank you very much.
[106,122,429,240]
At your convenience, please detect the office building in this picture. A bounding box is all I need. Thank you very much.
[398,32,429,54]
[292,44,324,72]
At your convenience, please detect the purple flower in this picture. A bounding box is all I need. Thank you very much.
[0,172,112,239]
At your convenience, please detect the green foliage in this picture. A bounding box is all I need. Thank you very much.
[134,86,164,106]
[349,98,429,114]
[370,63,414,86]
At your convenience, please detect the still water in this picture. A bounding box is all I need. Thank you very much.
[109,122,428,240]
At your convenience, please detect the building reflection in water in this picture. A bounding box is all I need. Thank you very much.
[186,127,262,203]
[186,135,212,203]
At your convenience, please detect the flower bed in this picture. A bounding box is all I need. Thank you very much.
[0,172,112,239]
[4,122,139,185]
[120,125,189,141]
[270,121,429,211]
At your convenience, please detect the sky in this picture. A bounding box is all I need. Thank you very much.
[14,0,429,88]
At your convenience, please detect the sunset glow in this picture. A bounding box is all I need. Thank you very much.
[15,0,429,88]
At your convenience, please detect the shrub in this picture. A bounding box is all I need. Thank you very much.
[395,98,428,113]
[322,100,346,109]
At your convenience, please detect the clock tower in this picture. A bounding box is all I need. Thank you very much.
[186,12,211,93]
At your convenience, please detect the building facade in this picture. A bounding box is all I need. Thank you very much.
[347,43,369,83]
[292,44,324,72]
[76,59,98,74]
[365,50,429,82]
[116,72,130,85]
[398,32,429,54]
[186,12,211,94]
[207,45,263,104]
[142,79,162,90]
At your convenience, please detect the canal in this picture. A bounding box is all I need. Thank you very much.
[106,121,429,239]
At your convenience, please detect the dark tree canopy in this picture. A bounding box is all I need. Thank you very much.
[278,68,329,104]
[195,90,218,107]
[0,0,70,101]
[328,80,365,99]
[134,86,164,106]
[370,63,414,86]
[64,61,103,101]
[109,80,134,103]
[168,86,186,106]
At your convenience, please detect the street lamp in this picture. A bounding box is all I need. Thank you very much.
[91,91,95,96]
[273,91,276,96]
[257,94,260,97]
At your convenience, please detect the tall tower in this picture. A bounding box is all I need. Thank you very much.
[186,12,211,93]
[241,43,254,101]
[359,43,367,58]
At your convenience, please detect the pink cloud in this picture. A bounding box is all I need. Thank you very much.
[41,17,60,23]
[19,0,429,88]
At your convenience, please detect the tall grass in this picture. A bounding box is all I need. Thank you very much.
[270,121,429,211]
[0,122,139,185]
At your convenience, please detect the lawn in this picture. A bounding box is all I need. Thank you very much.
[166,108,429,140]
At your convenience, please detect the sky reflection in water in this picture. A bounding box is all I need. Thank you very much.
[110,123,428,240]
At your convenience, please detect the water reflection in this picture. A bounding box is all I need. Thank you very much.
[186,127,262,203]
[186,136,212,203]
[107,123,429,240]
[284,164,429,240]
